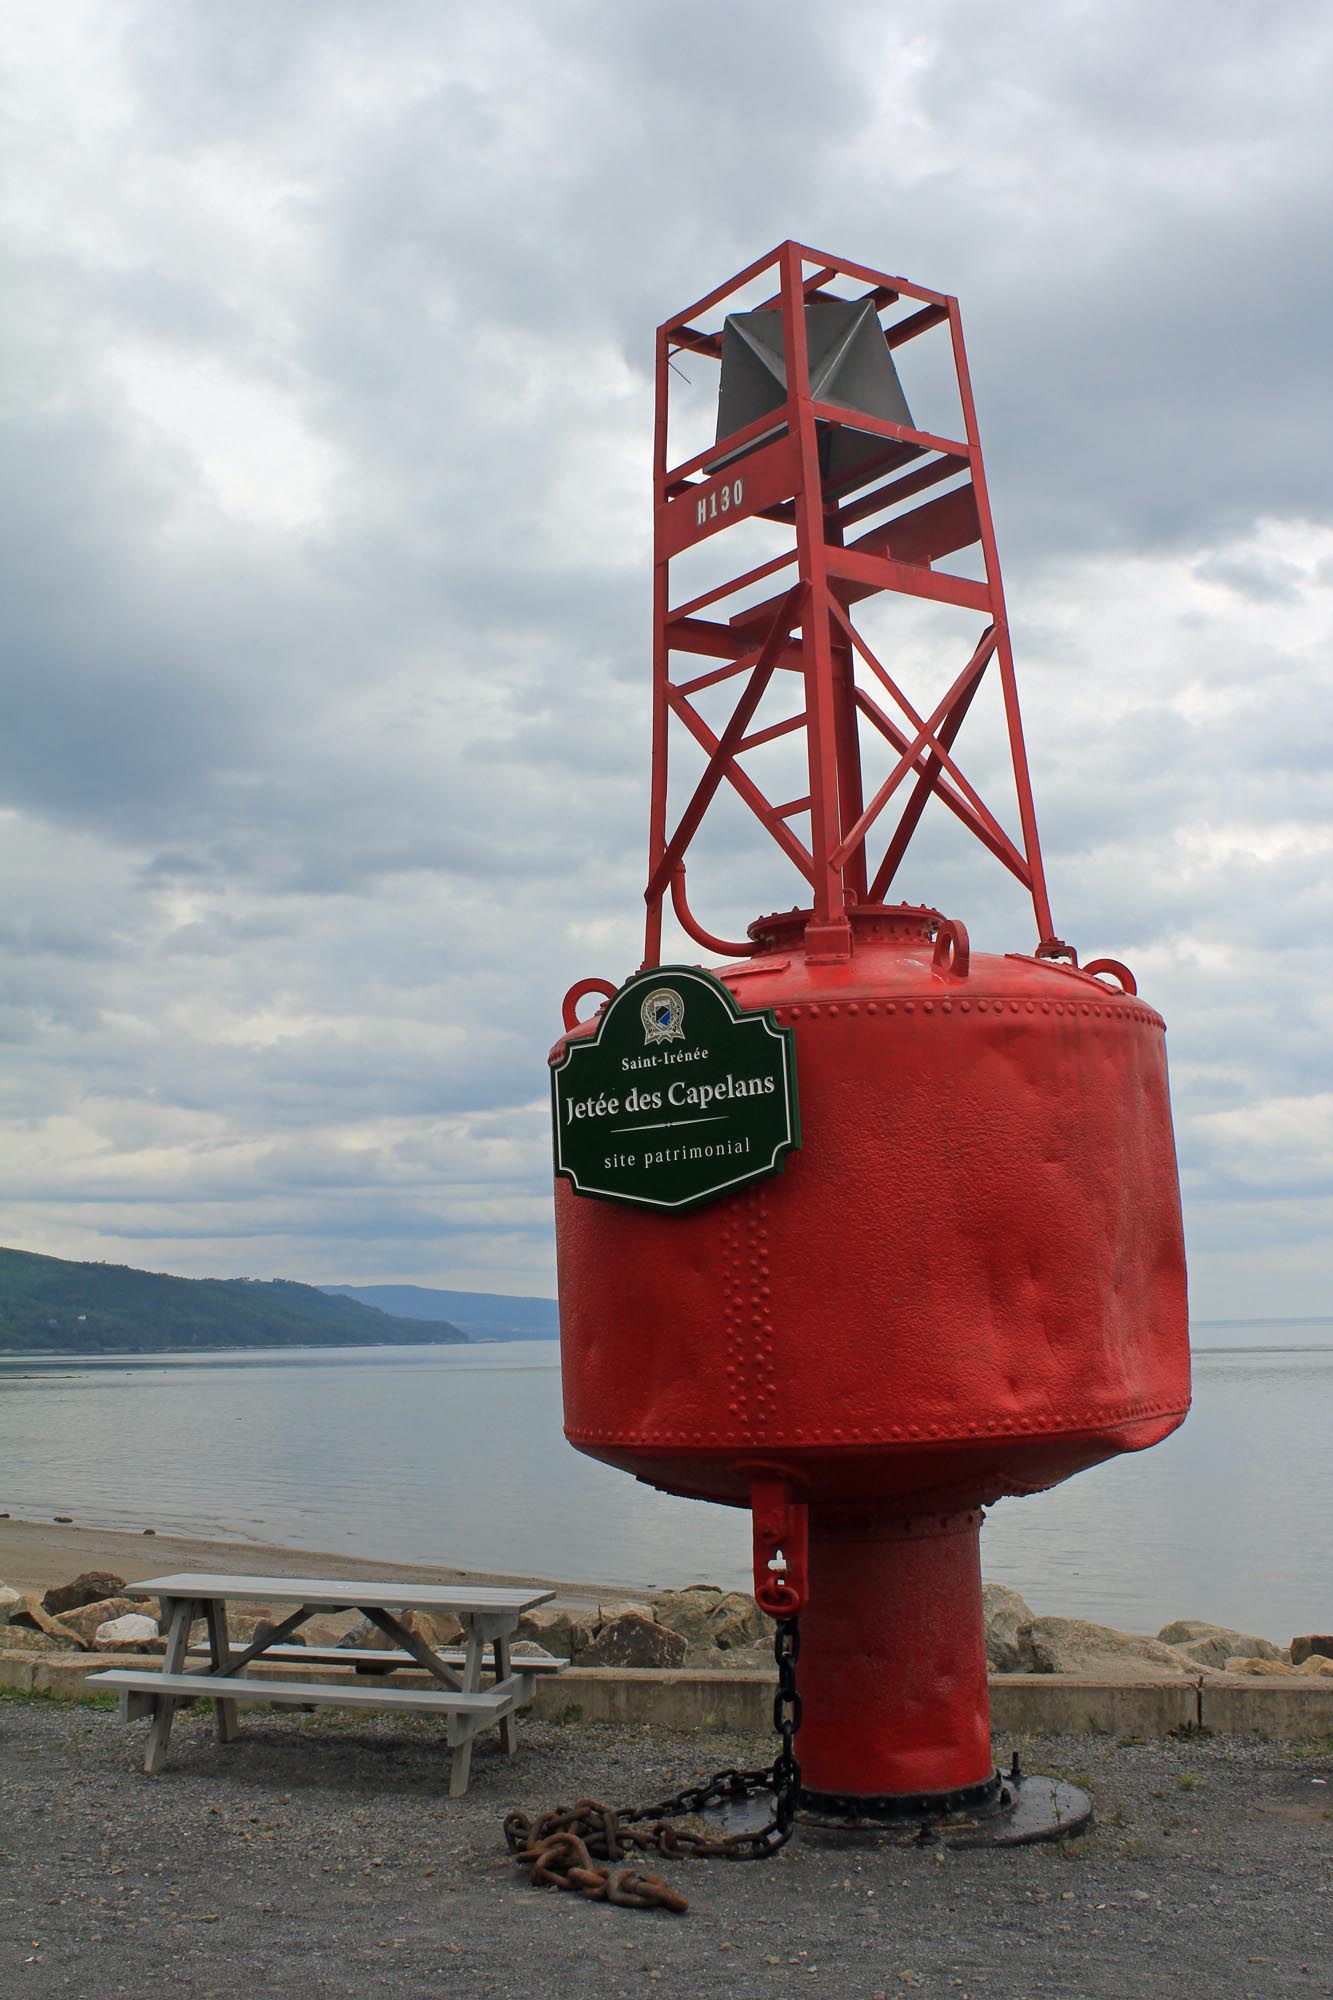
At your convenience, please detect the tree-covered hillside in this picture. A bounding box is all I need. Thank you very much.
[0,1246,467,1354]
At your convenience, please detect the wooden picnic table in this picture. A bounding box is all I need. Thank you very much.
[86,1571,558,1795]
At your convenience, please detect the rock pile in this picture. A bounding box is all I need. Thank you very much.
[518,1586,775,1669]
[0,1571,171,1655]
[337,1608,464,1667]
[981,1586,1329,1681]
[1,1568,1329,1679]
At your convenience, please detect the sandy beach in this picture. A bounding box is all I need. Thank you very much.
[0,1514,615,1608]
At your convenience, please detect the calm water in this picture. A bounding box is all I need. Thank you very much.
[1,1334,1329,1643]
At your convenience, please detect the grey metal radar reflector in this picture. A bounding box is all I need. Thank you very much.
[709,297,914,492]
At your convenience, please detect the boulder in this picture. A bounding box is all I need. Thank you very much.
[373,1609,458,1651]
[0,1627,64,1654]
[1294,1655,1333,1678]
[516,1604,593,1660]
[1290,1635,1333,1666]
[50,1597,148,1650]
[0,1584,22,1627]
[93,1615,162,1652]
[709,1591,767,1650]
[598,1600,658,1627]
[1156,1618,1218,1645]
[1019,1616,1197,1680]
[419,1610,465,1649]
[983,1583,1036,1673]
[697,1643,771,1672]
[42,1572,127,1617]
[1223,1656,1295,1676]
[1157,1618,1219,1645]
[291,1617,349,1648]
[337,1616,396,1675]
[580,1612,688,1670]
[337,1615,377,1649]
[9,1592,62,1637]
[1158,1623,1284,1671]
[384,1608,459,1651]
[653,1587,727,1652]
[234,1612,307,1647]
[335,1608,461,1661]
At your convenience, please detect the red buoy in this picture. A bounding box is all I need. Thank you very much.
[551,243,1189,1831]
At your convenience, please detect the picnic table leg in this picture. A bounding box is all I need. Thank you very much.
[144,1596,194,1776]
[493,1631,518,1757]
[446,1620,488,1798]
[202,1600,239,1744]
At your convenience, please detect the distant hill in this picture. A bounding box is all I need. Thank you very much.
[323,1284,558,1341]
[0,1246,467,1354]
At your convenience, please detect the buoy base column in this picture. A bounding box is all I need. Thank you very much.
[795,1506,994,1806]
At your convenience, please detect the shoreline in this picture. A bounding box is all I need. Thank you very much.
[5,1339,1331,1364]
[5,1514,1328,1698]
[0,1337,481,1360]
[0,1514,633,1608]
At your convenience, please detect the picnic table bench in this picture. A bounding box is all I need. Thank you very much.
[86,1571,559,1795]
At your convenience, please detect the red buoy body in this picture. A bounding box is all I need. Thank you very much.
[558,905,1187,1511]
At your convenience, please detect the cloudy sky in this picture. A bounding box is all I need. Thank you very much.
[2,0,1329,1320]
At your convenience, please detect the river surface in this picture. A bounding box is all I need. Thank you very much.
[2,1330,1329,1642]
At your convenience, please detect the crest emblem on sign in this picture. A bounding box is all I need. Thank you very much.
[640,987,685,1045]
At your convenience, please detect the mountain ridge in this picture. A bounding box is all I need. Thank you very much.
[322,1283,558,1340]
[0,1246,467,1354]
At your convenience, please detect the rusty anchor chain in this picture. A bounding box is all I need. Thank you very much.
[504,1615,802,1914]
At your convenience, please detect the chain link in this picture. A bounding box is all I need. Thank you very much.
[770,1615,802,1842]
[504,1615,801,1913]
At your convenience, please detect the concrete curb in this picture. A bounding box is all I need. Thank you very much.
[3,1647,1330,1739]
[989,1675,1199,1739]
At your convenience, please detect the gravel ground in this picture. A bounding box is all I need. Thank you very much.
[2,1692,1330,1999]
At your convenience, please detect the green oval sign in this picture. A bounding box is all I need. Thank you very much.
[551,965,800,1211]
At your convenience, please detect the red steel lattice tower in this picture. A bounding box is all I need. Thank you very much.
[645,238,1061,968]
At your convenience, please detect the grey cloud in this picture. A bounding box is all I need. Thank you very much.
[0,0,1329,1312]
